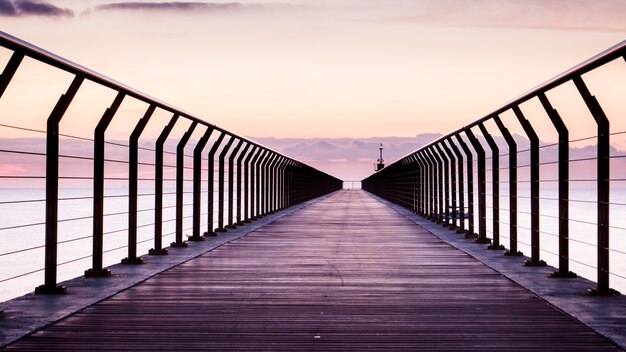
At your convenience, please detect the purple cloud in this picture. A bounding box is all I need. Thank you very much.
[0,0,73,17]
[93,2,255,12]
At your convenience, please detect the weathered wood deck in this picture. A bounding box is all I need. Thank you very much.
[4,190,621,351]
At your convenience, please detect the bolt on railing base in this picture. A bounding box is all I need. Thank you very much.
[204,231,218,237]
[34,284,67,295]
[84,268,111,277]
[170,241,188,248]
[121,257,144,265]
[588,288,620,296]
[550,271,577,279]
[187,235,205,242]
[487,244,505,250]
[524,260,547,267]
[504,250,524,257]
[148,248,168,256]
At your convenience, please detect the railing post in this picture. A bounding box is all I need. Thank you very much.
[477,122,503,250]
[416,154,427,216]
[455,134,476,238]
[85,92,125,278]
[189,126,214,242]
[122,104,156,264]
[441,141,457,229]
[493,115,522,256]
[538,93,576,276]
[267,154,280,213]
[513,106,546,266]
[227,140,244,228]
[171,121,198,248]
[149,114,179,256]
[573,76,618,295]
[216,135,234,233]
[244,146,259,222]
[0,51,24,99]
[250,148,265,220]
[279,158,289,210]
[423,149,437,220]
[207,133,226,237]
[464,128,490,244]
[435,144,450,226]
[447,137,466,234]
[236,143,251,225]
[35,75,84,294]
[256,150,269,217]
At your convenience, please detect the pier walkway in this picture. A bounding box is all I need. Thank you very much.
[4,190,621,351]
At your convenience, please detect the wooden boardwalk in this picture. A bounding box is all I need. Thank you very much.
[4,191,621,351]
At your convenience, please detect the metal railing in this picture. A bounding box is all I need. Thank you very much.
[362,40,626,296]
[0,31,342,302]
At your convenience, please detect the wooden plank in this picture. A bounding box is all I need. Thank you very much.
[4,190,622,351]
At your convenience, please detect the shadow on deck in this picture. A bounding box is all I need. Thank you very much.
[3,190,624,351]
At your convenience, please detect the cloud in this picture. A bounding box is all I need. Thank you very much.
[364,0,626,33]
[0,0,73,17]
[92,2,259,13]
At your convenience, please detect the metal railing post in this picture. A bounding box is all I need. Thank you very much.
[464,128,490,244]
[0,51,24,98]
[227,140,244,228]
[538,93,576,276]
[123,104,156,264]
[236,143,251,225]
[478,122,503,250]
[149,114,179,255]
[493,115,522,256]
[189,127,214,241]
[85,92,125,277]
[244,146,259,222]
[447,137,466,233]
[171,121,198,248]
[455,134,475,238]
[441,141,457,229]
[574,76,617,295]
[207,133,226,237]
[435,144,450,226]
[513,106,545,266]
[35,76,84,294]
[216,136,234,232]
[256,150,269,217]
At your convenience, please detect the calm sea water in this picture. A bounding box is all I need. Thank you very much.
[1,187,625,303]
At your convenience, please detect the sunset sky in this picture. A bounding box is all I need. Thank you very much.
[1,0,626,178]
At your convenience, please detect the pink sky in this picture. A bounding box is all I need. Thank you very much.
[1,0,626,179]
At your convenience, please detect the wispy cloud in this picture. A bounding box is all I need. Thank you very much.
[0,0,74,17]
[370,0,626,32]
[91,2,261,13]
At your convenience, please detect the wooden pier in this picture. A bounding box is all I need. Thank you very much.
[4,191,621,351]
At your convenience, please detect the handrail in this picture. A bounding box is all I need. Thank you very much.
[0,30,325,172]
[389,40,626,166]
[362,40,626,296]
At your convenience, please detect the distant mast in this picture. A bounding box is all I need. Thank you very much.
[376,143,385,171]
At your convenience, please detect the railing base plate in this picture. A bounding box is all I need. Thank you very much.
[464,232,478,239]
[170,241,188,248]
[225,225,237,229]
[121,257,144,265]
[204,231,218,237]
[524,260,547,267]
[187,235,205,242]
[148,248,168,255]
[550,271,577,278]
[215,228,227,233]
[504,250,524,257]
[487,244,505,250]
[34,284,67,295]
[84,268,111,277]
[474,237,492,244]
[588,288,621,296]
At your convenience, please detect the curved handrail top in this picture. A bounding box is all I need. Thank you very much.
[0,30,335,175]
[370,39,626,175]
